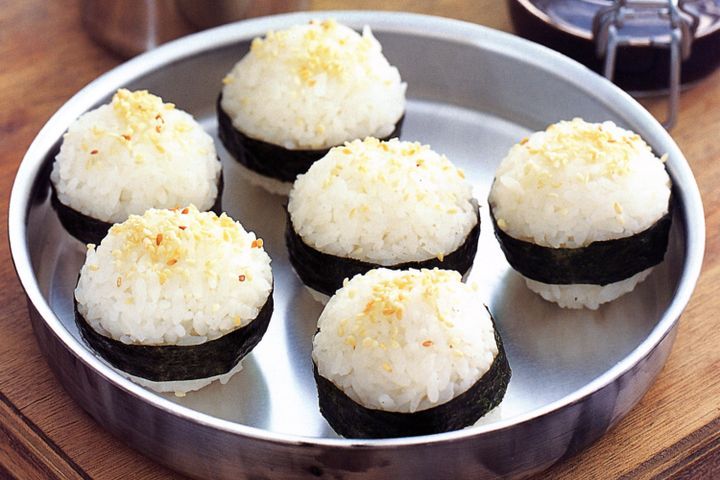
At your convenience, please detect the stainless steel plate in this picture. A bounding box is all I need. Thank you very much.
[9,11,704,479]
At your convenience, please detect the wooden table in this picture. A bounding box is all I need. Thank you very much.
[1,1,717,478]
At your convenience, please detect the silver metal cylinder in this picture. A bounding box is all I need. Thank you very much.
[81,0,309,57]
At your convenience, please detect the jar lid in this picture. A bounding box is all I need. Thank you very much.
[509,0,720,128]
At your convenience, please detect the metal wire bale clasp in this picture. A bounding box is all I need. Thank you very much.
[592,0,696,129]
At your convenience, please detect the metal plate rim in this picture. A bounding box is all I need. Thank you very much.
[8,10,705,449]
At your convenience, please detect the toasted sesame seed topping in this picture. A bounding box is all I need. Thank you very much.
[248,19,374,87]
[519,118,650,182]
[101,89,193,158]
[331,269,463,351]
[105,205,265,281]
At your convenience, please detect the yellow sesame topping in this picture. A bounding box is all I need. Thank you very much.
[78,88,189,162]
[497,218,508,230]
[249,19,375,86]
[613,202,623,214]
[521,118,651,181]
[112,89,172,127]
[104,206,260,280]
[335,269,462,351]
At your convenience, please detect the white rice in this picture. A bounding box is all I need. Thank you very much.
[312,268,498,413]
[288,137,478,264]
[489,118,671,248]
[75,206,272,345]
[51,89,221,223]
[525,267,653,310]
[221,19,406,150]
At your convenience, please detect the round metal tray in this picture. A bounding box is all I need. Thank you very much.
[8,11,704,479]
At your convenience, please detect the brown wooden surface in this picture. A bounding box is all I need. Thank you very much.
[0,1,717,478]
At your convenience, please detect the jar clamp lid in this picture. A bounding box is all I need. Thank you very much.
[509,0,720,129]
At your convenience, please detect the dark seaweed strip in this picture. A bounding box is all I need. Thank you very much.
[210,169,225,215]
[216,94,405,183]
[74,288,272,382]
[286,207,481,297]
[489,197,673,285]
[51,187,114,245]
[51,170,224,245]
[314,324,511,438]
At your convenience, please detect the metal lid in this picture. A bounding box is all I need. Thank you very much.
[517,0,720,41]
[510,0,720,128]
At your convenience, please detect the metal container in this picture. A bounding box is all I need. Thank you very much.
[81,0,309,57]
[508,0,720,128]
[8,12,704,479]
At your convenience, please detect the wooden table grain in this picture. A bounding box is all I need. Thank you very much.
[1,1,718,478]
